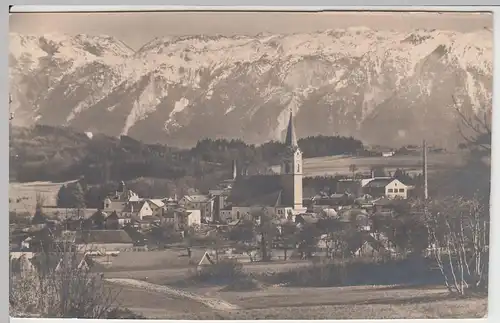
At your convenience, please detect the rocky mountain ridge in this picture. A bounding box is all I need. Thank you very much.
[9,27,493,149]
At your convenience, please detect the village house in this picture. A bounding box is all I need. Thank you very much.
[312,193,354,209]
[162,197,180,213]
[9,252,36,277]
[348,232,397,257]
[131,215,162,230]
[209,160,238,222]
[147,199,166,217]
[29,252,98,275]
[82,210,107,230]
[337,208,371,231]
[179,194,215,222]
[121,200,154,220]
[382,151,396,157]
[336,178,364,196]
[10,251,100,277]
[103,181,141,213]
[210,189,232,223]
[172,209,202,230]
[372,197,397,212]
[219,206,233,223]
[104,211,132,229]
[362,178,411,199]
[73,230,134,252]
[294,213,321,226]
[157,207,201,230]
[19,227,59,252]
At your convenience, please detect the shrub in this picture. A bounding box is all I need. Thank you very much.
[194,259,245,284]
[220,275,262,291]
[106,307,146,319]
[259,256,442,288]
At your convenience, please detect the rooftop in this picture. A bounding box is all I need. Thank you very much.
[148,199,165,208]
[363,178,395,188]
[182,195,213,203]
[227,175,284,207]
[75,230,133,245]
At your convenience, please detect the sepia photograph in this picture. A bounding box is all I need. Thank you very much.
[8,8,492,319]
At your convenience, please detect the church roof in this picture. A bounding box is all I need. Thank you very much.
[227,175,284,207]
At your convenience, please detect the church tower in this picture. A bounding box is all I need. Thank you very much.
[281,110,303,210]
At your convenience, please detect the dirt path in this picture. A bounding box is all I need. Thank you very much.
[105,278,241,311]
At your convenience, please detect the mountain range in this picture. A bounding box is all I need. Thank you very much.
[9,27,493,149]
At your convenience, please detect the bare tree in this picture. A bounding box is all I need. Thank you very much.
[10,240,122,318]
[415,195,489,296]
[349,164,358,179]
[252,208,279,262]
[452,95,491,153]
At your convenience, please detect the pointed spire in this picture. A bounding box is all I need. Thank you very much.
[232,160,237,180]
[285,109,298,148]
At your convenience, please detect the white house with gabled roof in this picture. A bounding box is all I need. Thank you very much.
[363,178,410,199]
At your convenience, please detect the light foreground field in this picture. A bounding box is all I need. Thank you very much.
[102,251,486,320]
[303,152,464,177]
[9,180,78,213]
[107,279,487,319]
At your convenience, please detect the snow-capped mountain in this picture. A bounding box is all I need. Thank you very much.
[9,28,493,149]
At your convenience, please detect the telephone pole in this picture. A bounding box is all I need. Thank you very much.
[9,94,13,141]
[422,139,428,200]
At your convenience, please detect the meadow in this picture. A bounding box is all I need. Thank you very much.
[106,266,486,320]
[9,180,78,214]
[303,152,465,177]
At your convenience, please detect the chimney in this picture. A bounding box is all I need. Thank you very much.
[423,140,428,200]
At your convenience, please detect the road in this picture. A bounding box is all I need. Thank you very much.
[106,278,240,310]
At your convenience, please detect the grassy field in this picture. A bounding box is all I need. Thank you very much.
[108,281,487,319]
[108,283,217,319]
[98,249,206,271]
[303,152,465,177]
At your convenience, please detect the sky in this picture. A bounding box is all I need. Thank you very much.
[9,11,493,50]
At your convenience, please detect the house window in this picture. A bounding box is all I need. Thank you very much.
[237,211,240,219]
[297,163,300,173]
[399,188,404,193]
[388,189,393,193]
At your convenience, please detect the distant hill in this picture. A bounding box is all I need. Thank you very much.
[9,125,366,185]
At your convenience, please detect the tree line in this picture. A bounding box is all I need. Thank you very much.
[11,125,366,185]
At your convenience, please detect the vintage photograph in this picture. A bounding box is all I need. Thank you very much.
[9,9,492,319]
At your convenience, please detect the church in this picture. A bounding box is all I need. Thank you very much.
[218,111,307,222]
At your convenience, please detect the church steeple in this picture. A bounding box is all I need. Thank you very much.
[285,110,298,148]
[232,160,237,180]
[280,109,303,211]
